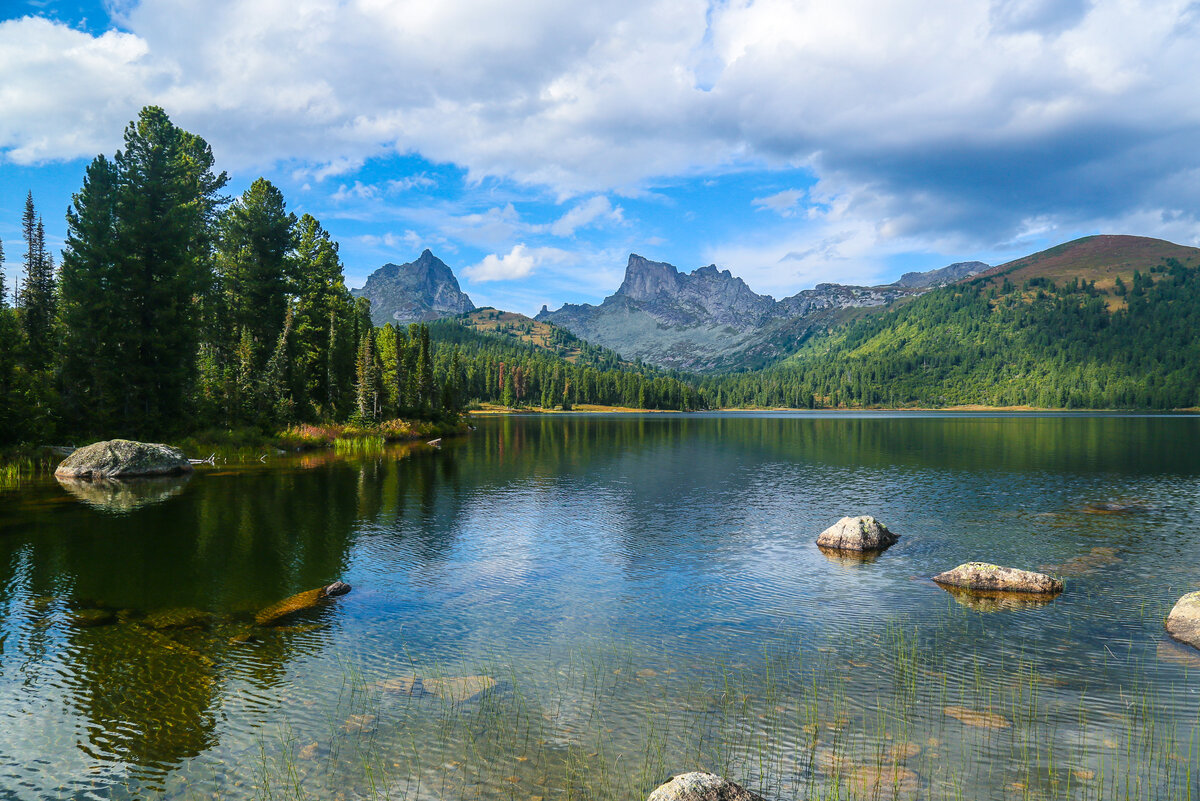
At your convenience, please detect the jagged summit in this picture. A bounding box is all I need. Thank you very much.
[352,250,475,326]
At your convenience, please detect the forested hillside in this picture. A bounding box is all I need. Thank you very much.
[705,242,1200,410]
[428,315,704,410]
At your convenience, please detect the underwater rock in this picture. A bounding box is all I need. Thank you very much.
[1039,547,1121,577]
[1166,591,1200,650]
[56,474,192,512]
[1082,502,1149,514]
[143,607,214,630]
[943,706,1012,729]
[939,585,1061,612]
[816,516,898,552]
[54,439,192,479]
[646,772,766,801]
[374,674,497,704]
[933,563,1062,594]
[255,581,351,626]
[70,608,116,627]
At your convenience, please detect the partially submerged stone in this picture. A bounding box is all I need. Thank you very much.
[54,439,192,479]
[1083,502,1149,514]
[1166,591,1200,651]
[1039,547,1121,577]
[375,674,497,704]
[255,581,351,626]
[932,562,1062,595]
[646,772,766,801]
[816,516,898,553]
[943,706,1012,729]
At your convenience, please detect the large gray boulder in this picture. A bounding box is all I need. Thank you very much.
[816,516,898,552]
[1166,592,1200,650]
[54,439,192,479]
[933,562,1062,594]
[647,773,766,801]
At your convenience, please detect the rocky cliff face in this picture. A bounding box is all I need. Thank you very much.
[352,250,475,326]
[537,254,989,371]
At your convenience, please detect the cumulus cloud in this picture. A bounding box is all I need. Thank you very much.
[5,0,1200,264]
[463,244,573,282]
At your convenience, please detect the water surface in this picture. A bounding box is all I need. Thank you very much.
[1,413,1198,800]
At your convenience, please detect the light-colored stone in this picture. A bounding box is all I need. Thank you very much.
[944,706,1012,729]
[646,773,766,801]
[816,516,898,553]
[374,674,497,704]
[1166,591,1200,651]
[54,439,192,479]
[932,562,1062,594]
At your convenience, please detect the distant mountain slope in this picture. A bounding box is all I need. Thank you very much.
[978,235,1199,290]
[439,308,638,371]
[537,254,978,372]
[705,235,1200,410]
[352,250,475,326]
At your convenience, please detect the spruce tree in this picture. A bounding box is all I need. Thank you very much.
[62,107,229,435]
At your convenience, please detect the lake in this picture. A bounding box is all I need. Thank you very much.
[1,412,1198,800]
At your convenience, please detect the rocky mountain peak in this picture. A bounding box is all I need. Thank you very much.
[617,254,682,301]
[352,250,475,326]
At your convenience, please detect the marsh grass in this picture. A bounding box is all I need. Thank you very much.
[198,612,1200,801]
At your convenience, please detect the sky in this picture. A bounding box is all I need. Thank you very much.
[3,0,1200,316]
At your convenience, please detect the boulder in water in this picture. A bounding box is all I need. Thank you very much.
[55,439,192,479]
[255,581,351,626]
[143,607,214,630]
[816,516,898,552]
[1166,591,1200,651]
[646,773,766,801]
[932,563,1062,594]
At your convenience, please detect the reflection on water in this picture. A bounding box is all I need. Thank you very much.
[56,473,193,513]
[1,412,1199,800]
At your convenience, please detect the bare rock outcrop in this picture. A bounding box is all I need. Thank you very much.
[932,563,1062,594]
[816,516,898,553]
[55,439,192,479]
[646,773,766,801]
[1166,591,1200,650]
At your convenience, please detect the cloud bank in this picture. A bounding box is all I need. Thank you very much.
[4,0,1200,299]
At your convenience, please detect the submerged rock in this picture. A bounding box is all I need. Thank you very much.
[255,581,351,626]
[816,516,898,552]
[943,706,1012,729]
[939,586,1061,612]
[1083,502,1150,514]
[143,607,214,630]
[646,772,766,801]
[54,439,193,479]
[374,674,497,704]
[932,563,1062,594]
[1166,591,1200,651]
[1039,547,1121,577]
[70,608,117,627]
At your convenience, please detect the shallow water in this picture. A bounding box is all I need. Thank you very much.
[1,412,1199,800]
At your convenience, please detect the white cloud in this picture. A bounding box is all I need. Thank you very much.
[5,0,1200,268]
[548,195,623,237]
[463,244,573,282]
[752,189,805,217]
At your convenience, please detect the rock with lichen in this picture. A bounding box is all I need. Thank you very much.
[932,563,1062,594]
[816,516,898,553]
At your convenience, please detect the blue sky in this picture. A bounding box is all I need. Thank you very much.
[4,0,1200,316]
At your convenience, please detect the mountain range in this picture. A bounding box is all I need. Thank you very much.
[353,249,990,371]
